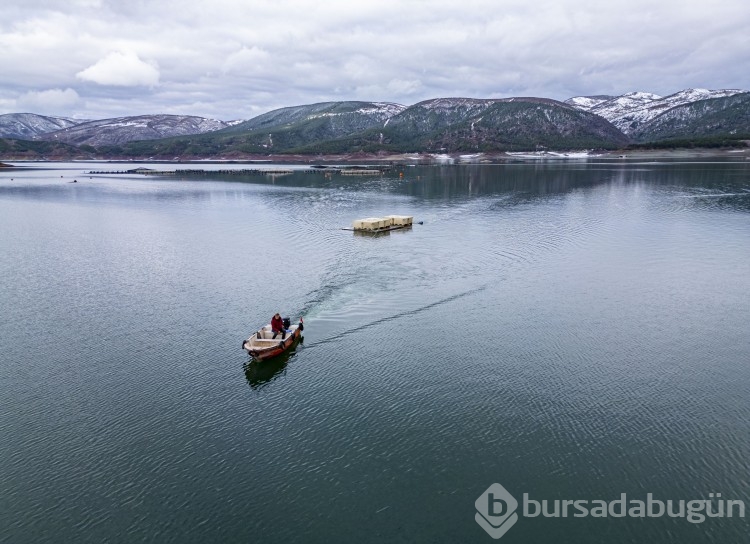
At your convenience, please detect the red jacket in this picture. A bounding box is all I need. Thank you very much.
[271,315,284,332]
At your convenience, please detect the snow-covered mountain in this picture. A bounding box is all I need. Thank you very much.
[630,92,750,142]
[226,101,405,134]
[384,98,504,132]
[365,96,629,152]
[40,114,230,146]
[384,97,574,132]
[3,88,748,156]
[561,95,614,110]
[566,88,746,134]
[212,101,407,152]
[0,113,84,139]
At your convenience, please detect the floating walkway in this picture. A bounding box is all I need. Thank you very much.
[340,169,384,176]
[86,167,390,176]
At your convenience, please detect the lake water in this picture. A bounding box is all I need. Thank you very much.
[1,160,749,543]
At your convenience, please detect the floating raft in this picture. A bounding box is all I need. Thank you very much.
[86,167,389,176]
[340,169,383,176]
[344,215,414,232]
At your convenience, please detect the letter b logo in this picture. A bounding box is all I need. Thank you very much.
[488,494,508,516]
[475,483,519,539]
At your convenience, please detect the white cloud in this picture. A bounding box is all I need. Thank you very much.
[16,88,80,114]
[76,51,160,87]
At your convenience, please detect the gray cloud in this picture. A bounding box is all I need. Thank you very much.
[16,88,81,115]
[1,0,748,120]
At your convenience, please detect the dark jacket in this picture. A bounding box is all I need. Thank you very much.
[271,315,284,332]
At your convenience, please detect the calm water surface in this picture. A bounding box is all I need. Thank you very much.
[1,160,749,543]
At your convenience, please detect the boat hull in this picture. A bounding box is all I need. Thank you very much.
[243,324,303,361]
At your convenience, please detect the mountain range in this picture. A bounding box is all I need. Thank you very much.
[0,113,82,140]
[0,88,748,159]
[565,88,745,134]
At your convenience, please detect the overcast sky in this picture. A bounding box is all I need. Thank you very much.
[1,0,748,121]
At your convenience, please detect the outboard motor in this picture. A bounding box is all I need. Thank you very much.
[282,317,291,329]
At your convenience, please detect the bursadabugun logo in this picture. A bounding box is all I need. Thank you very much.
[475,483,519,539]
[475,483,746,539]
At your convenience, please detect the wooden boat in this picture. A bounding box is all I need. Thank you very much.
[242,317,304,360]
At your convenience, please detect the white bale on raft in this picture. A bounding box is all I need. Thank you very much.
[352,217,385,230]
[384,215,413,226]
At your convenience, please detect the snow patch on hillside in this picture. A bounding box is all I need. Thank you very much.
[0,113,83,139]
[566,96,612,109]
[567,88,747,134]
[38,114,230,146]
[304,102,405,123]
[419,98,501,112]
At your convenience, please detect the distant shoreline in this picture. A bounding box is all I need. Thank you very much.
[1,148,748,165]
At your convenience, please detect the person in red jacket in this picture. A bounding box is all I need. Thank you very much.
[271,313,286,340]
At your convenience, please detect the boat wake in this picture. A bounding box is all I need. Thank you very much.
[303,284,489,349]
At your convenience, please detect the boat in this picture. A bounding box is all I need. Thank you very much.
[242,317,304,360]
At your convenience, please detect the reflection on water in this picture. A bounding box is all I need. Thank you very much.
[351,225,413,237]
[1,159,749,544]
[399,161,750,204]
[243,356,290,390]
[3,159,749,212]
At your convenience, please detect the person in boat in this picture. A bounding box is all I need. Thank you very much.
[271,313,286,340]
